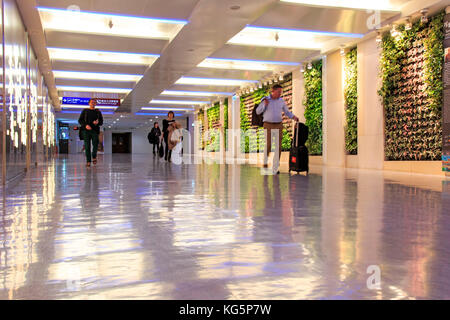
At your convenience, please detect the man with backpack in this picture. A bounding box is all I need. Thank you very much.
[78,99,103,168]
[256,84,299,173]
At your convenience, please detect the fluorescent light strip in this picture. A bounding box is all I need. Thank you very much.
[136,112,184,116]
[176,77,257,86]
[57,86,132,94]
[161,90,234,97]
[37,7,187,40]
[228,26,363,50]
[280,0,397,11]
[53,70,142,82]
[48,47,160,65]
[150,100,209,105]
[141,107,195,111]
[61,105,118,110]
[198,57,300,71]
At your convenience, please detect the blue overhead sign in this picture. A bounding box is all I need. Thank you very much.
[62,97,120,107]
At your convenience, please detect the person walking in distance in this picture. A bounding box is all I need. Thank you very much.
[148,122,162,155]
[256,84,299,174]
[78,99,103,168]
[162,111,175,162]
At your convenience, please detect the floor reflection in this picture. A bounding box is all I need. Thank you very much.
[0,154,449,299]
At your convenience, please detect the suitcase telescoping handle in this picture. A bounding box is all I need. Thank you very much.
[294,121,299,148]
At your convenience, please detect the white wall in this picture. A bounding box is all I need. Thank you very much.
[357,37,384,170]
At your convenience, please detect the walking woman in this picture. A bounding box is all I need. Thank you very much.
[79,99,103,167]
[162,111,175,162]
[148,122,162,155]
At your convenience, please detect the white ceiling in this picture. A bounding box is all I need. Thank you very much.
[18,0,445,128]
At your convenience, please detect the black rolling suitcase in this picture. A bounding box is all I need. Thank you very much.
[289,122,309,174]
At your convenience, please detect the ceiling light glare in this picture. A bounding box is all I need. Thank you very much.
[307,62,313,70]
[161,90,233,97]
[53,70,142,82]
[47,48,159,65]
[279,73,284,81]
[198,57,300,71]
[279,0,397,11]
[340,46,346,56]
[141,107,195,111]
[150,100,209,105]
[228,26,363,50]
[175,77,257,86]
[258,83,263,89]
[300,65,305,73]
[57,86,132,94]
[37,7,187,40]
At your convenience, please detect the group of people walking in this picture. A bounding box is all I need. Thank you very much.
[79,84,299,172]
[78,99,181,166]
[147,111,183,162]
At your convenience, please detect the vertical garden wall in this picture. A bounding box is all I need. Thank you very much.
[198,109,205,150]
[344,48,358,155]
[239,73,293,153]
[206,102,221,152]
[303,61,323,155]
[379,12,444,161]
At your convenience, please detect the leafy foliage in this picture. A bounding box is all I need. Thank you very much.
[379,12,443,161]
[206,103,220,152]
[303,60,323,155]
[344,48,358,155]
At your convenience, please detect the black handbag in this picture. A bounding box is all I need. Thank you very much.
[158,143,164,158]
[79,110,87,141]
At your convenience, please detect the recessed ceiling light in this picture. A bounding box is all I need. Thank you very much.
[279,0,397,11]
[161,90,233,97]
[198,57,299,71]
[228,26,363,50]
[141,107,195,111]
[57,86,132,94]
[61,105,117,110]
[37,7,187,40]
[176,77,257,86]
[150,100,209,105]
[53,70,142,82]
[47,47,159,65]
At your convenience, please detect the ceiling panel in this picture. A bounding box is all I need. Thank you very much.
[37,0,200,20]
[252,2,400,34]
[45,30,168,54]
[55,78,136,88]
[167,84,236,93]
[211,44,319,63]
[51,61,148,75]
[186,68,271,81]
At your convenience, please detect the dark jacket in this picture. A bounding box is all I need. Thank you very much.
[78,108,103,134]
[148,127,161,144]
[162,119,175,138]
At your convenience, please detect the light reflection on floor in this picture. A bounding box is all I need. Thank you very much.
[0,154,449,300]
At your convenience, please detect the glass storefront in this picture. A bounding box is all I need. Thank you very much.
[1,0,56,185]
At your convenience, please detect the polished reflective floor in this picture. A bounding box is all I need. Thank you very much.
[0,154,449,299]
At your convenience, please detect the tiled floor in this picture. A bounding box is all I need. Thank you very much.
[0,154,449,299]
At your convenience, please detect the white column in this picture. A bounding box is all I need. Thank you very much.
[292,68,306,123]
[357,37,384,170]
[323,51,346,168]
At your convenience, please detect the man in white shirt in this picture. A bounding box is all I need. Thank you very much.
[256,84,299,173]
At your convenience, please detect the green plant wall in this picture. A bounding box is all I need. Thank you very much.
[303,60,323,155]
[379,12,443,161]
[344,48,358,155]
[206,103,221,152]
[198,109,205,150]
